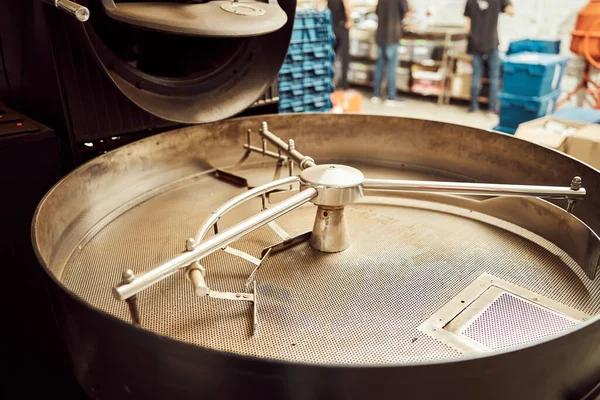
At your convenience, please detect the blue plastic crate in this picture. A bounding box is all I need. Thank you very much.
[279,99,306,113]
[498,89,561,129]
[286,41,335,63]
[304,76,334,93]
[279,93,332,113]
[302,60,335,78]
[279,77,334,99]
[291,24,335,44]
[278,65,334,87]
[278,81,304,97]
[507,39,561,55]
[303,93,332,110]
[492,125,517,135]
[502,52,570,97]
[294,9,332,29]
[290,10,335,44]
[279,63,305,81]
[280,60,334,80]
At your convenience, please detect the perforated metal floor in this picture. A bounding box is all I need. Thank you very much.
[60,163,600,364]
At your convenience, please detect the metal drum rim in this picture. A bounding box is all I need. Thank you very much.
[31,113,600,370]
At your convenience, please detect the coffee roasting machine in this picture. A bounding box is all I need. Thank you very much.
[1,0,599,399]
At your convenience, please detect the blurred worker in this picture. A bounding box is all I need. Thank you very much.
[329,0,353,90]
[464,0,514,113]
[371,0,412,105]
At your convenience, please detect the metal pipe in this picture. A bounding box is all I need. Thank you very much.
[259,122,316,169]
[113,187,317,301]
[243,144,288,161]
[40,0,90,21]
[361,179,586,200]
[190,176,299,247]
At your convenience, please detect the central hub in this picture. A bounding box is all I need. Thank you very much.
[299,164,364,206]
[300,164,364,253]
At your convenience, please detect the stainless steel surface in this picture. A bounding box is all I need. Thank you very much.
[418,273,590,354]
[209,291,254,302]
[125,295,141,327]
[362,178,586,199]
[223,246,262,266]
[57,185,600,363]
[259,122,317,169]
[243,144,288,162]
[189,262,209,296]
[113,187,318,301]
[120,270,141,326]
[220,2,266,16]
[32,114,600,369]
[301,164,365,206]
[82,0,295,125]
[190,176,299,249]
[267,221,292,240]
[309,206,351,252]
[460,292,580,350]
[99,0,286,37]
[245,248,272,291]
[54,0,89,21]
[260,231,312,257]
[568,176,583,213]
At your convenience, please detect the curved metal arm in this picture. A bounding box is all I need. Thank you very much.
[188,175,299,249]
[113,187,318,301]
[361,178,586,200]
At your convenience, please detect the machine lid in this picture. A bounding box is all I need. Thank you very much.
[79,0,294,123]
[100,0,288,37]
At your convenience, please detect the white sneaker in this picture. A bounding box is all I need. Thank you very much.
[384,99,403,106]
[370,96,382,104]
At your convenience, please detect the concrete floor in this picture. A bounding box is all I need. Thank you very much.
[354,89,500,131]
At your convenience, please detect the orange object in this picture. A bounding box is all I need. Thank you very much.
[330,90,363,113]
[571,0,600,68]
[559,1,600,109]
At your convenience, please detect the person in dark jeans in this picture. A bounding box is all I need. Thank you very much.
[464,0,514,114]
[372,0,411,105]
[329,0,353,90]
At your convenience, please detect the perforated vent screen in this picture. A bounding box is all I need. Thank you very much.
[461,293,579,350]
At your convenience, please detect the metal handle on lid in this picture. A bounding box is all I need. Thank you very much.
[40,0,90,22]
[57,0,90,21]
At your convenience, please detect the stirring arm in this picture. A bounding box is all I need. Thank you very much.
[187,175,300,250]
[361,178,586,200]
[113,187,317,301]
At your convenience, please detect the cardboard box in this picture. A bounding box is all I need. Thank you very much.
[567,125,600,169]
[515,117,589,152]
[398,39,413,62]
[396,67,411,92]
[456,59,473,75]
[349,39,377,59]
[348,62,374,86]
[451,74,471,100]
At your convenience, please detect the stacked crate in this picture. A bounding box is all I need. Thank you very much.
[507,39,561,56]
[278,9,336,113]
[495,52,570,135]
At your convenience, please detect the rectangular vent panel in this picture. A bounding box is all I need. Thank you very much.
[460,292,579,350]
